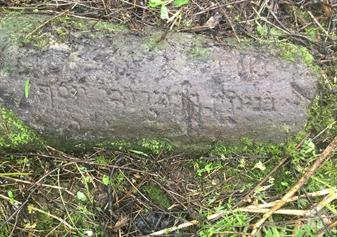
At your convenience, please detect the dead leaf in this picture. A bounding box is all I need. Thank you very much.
[322,0,332,17]
[204,13,222,29]
[114,215,129,229]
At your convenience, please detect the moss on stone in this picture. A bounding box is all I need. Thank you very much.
[306,66,337,142]
[0,11,127,49]
[0,107,42,150]
[186,35,211,59]
[246,24,335,144]
[93,21,127,32]
[276,42,319,72]
[141,31,170,51]
[0,11,48,47]
[97,138,174,155]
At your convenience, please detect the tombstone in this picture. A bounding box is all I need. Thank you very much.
[0,24,318,149]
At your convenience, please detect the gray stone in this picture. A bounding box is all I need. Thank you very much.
[0,30,318,149]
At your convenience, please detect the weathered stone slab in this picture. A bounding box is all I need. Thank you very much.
[0,28,318,148]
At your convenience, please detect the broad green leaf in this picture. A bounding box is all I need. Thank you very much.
[160,4,169,20]
[281,181,289,187]
[8,190,14,199]
[148,0,163,8]
[174,0,189,7]
[25,79,30,98]
[76,191,87,202]
[8,191,16,205]
[102,175,111,186]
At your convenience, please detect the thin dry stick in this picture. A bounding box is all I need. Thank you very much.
[148,220,198,236]
[0,194,22,204]
[240,193,336,217]
[25,10,69,39]
[28,205,75,230]
[147,208,228,235]
[0,167,60,229]
[1,176,74,195]
[57,169,78,233]
[216,0,240,42]
[252,7,291,35]
[307,11,330,39]
[119,169,152,207]
[251,136,337,235]
[245,189,332,209]
[317,219,337,237]
[239,207,308,216]
[306,192,337,217]
[35,152,155,175]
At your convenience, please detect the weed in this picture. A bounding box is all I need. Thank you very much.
[76,191,88,202]
[7,190,18,207]
[211,138,283,159]
[256,22,282,38]
[148,0,189,20]
[95,155,110,165]
[111,171,126,192]
[194,159,222,177]
[262,227,287,237]
[199,202,249,237]
[139,138,173,154]
[102,175,111,186]
[294,225,317,237]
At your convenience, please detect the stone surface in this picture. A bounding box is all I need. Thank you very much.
[0,28,318,148]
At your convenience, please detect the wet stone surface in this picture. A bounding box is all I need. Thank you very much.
[0,30,318,148]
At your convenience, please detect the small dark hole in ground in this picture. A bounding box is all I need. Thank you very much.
[135,212,175,235]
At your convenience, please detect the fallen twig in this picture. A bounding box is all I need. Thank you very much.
[251,136,337,235]
[1,176,74,195]
[239,192,336,217]
[239,207,309,216]
[28,204,75,230]
[307,11,331,39]
[245,189,333,208]
[306,192,337,217]
[25,10,69,39]
[148,220,199,236]
[317,219,337,237]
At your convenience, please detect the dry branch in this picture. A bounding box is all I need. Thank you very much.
[251,136,337,235]
[245,189,333,209]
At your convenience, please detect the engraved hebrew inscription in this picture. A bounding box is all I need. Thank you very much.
[0,29,318,147]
